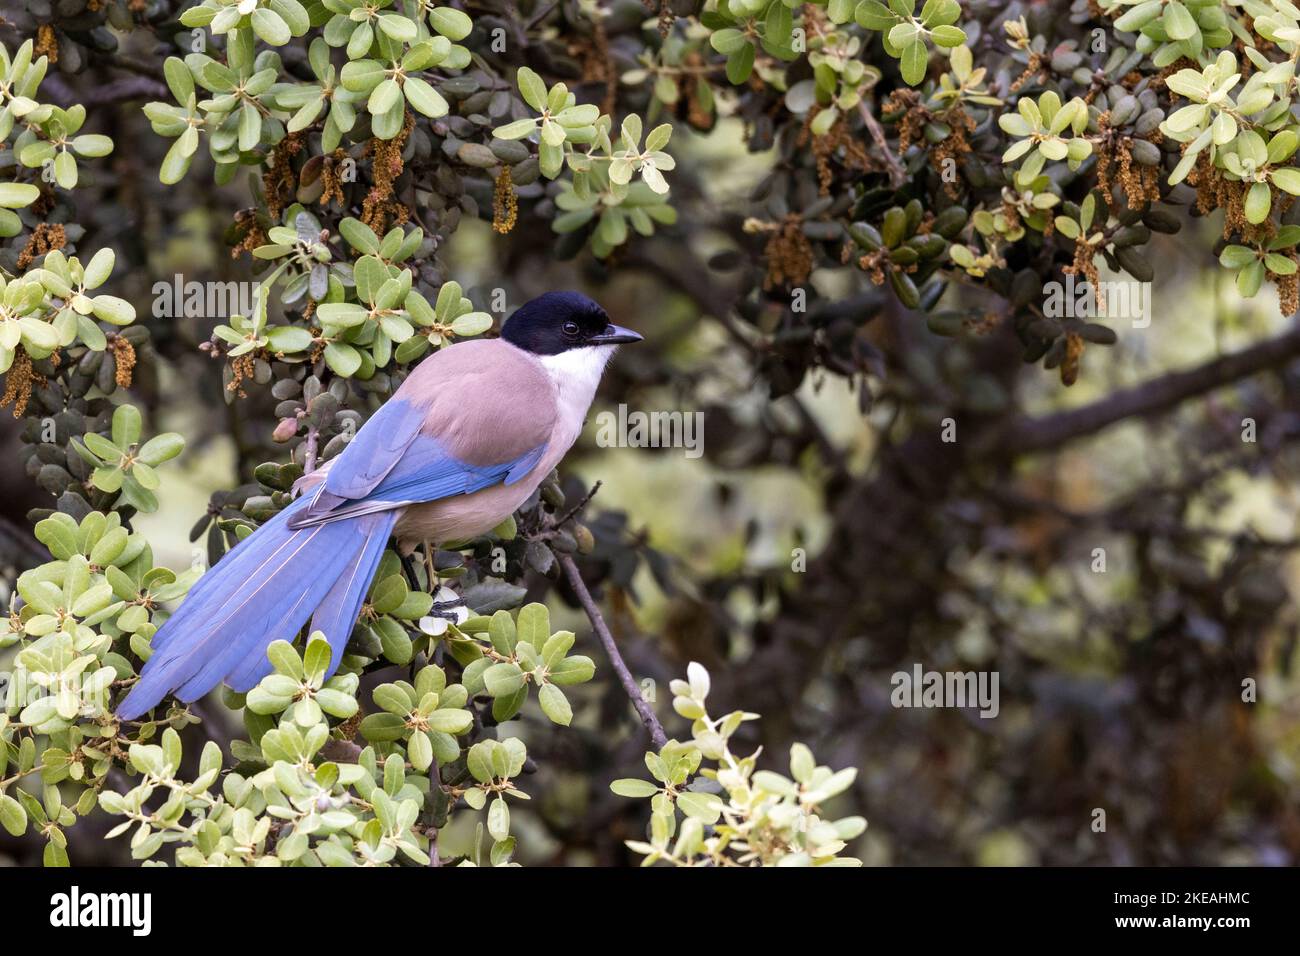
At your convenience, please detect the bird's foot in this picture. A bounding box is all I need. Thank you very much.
[425,594,467,622]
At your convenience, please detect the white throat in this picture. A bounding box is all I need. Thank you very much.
[538,345,616,432]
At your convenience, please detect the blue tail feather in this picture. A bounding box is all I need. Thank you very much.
[309,511,397,678]
[116,498,387,719]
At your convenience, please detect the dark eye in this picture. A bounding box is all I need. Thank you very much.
[562,321,580,337]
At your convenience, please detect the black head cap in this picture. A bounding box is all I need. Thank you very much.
[501,291,642,355]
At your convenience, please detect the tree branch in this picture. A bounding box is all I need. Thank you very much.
[860,100,906,189]
[302,425,320,473]
[557,553,668,750]
[1001,322,1300,455]
[41,74,167,108]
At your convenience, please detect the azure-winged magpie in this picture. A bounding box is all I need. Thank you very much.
[117,291,640,719]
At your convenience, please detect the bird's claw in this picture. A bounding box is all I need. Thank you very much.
[426,596,466,622]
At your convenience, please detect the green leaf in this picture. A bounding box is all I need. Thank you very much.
[1272,168,1300,196]
[270,0,310,35]
[403,76,448,118]
[159,135,195,185]
[0,794,26,836]
[725,43,756,85]
[1114,0,1162,31]
[538,684,572,725]
[0,183,39,208]
[369,78,402,116]
[45,841,69,867]
[339,218,380,255]
[1054,216,1081,240]
[516,67,548,112]
[303,635,331,681]
[1162,1,1197,42]
[790,742,816,782]
[251,8,291,46]
[1245,181,1272,225]
[83,248,115,289]
[35,517,78,560]
[429,7,473,41]
[483,662,525,697]
[341,60,387,94]
[359,712,407,742]
[377,13,417,42]
[930,25,965,48]
[449,311,493,336]
[610,778,660,798]
[265,326,314,353]
[487,796,510,841]
[407,730,433,772]
[426,709,472,734]
[900,39,929,85]
[1237,259,1265,297]
[541,630,574,667]
[316,303,368,328]
[710,28,747,55]
[137,432,184,466]
[112,404,142,447]
[324,342,362,377]
[1218,245,1256,269]
[163,56,195,105]
[493,118,537,140]
[547,656,595,685]
[1264,252,1296,275]
[70,134,114,158]
[53,151,77,189]
[856,0,898,30]
[515,602,550,647]
[91,295,134,326]
[676,791,724,824]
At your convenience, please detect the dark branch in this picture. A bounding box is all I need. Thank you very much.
[558,553,668,750]
[859,100,906,189]
[1001,322,1300,455]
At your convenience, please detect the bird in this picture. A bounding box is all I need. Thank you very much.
[116,291,641,719]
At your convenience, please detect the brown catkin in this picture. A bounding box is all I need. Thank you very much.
[361,111,414,234]
[35,24,58,63]
[764,215,814,290]
[262,130,305,220]
[492,165,518,234]
[1060,332,1085,386]
[109,336,136,389]
[231,208,268,259]
[1,348,37,418]
[319,149,349,209]
[17,223,66,269]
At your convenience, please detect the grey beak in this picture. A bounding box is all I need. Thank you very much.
[590,323,643,345]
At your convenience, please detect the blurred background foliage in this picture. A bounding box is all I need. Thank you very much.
[0,0,1299,865]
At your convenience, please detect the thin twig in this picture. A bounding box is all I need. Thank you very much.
[302,426,319,473]
[553,480,603,529]
[859,100,906,189]
[557,553,667,750]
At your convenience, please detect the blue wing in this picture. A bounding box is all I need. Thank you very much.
[324,396,428,499]
[289,407,547,529]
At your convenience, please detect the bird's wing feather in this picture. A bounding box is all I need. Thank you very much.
[290,341,557,529]
[323,395,427,499]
